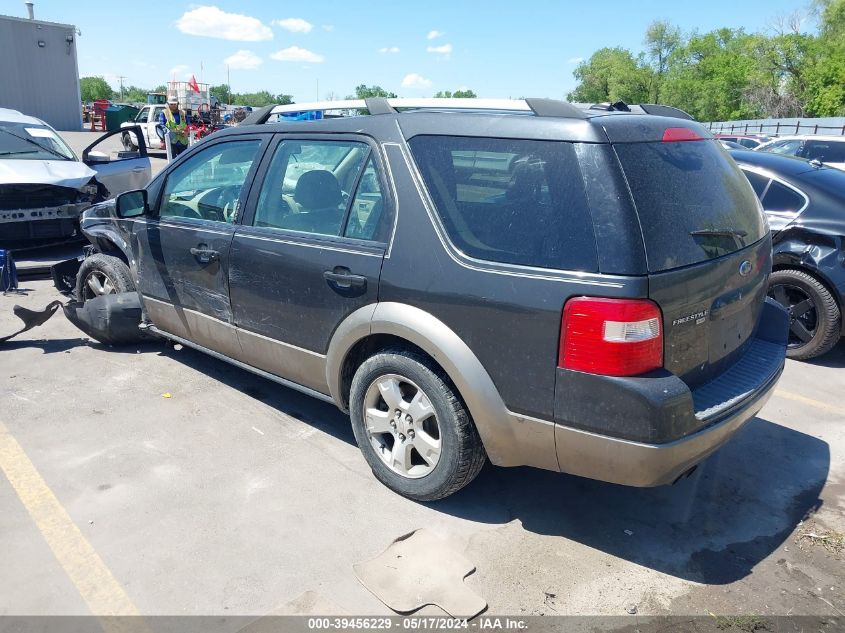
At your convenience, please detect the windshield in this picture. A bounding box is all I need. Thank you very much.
[0,122,76,160]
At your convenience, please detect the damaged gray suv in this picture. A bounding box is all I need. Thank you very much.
[56,98,789,500]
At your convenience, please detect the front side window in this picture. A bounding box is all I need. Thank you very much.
[136,108,150,124]
[408,135,597,271]
[254,140,369,237]
[160,140,262,223]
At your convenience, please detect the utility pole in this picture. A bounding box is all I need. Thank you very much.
[227,65,231,104]
[117,75,126,101]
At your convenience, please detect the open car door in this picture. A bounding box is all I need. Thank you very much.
[82,126,151,197]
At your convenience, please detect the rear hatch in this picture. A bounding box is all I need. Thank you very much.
[611,125,770,389]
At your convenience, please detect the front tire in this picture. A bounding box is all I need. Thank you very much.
[768,269,841,360]
[75,253,135,303]
[121,133,138,152]
[349,350,486,501]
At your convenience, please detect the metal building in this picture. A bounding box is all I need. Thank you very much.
[0,9,82,131]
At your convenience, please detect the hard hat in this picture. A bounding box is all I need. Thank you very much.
[167,96,179,105]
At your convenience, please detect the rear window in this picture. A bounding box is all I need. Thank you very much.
[614,139,767,272]
[409,135,597,271]
[803,140,845,163]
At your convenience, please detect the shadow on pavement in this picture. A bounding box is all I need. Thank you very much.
[801,339,845,369]
[74,334,828,587]
[429,417,829,585]
[159,343,356,447]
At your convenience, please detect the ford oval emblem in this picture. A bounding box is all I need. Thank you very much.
[739,260,753,276]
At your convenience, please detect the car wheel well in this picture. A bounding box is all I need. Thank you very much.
[339,334,453,411]
[94,239,129,266]
[771,264,841,312]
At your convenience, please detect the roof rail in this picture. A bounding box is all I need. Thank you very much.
[237,98,695,124]
[585,101,694,120]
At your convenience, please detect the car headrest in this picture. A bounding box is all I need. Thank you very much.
[294,170,343,209]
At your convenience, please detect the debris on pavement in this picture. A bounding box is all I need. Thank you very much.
[353,528,487,618]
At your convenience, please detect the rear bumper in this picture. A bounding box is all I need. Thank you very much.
[510,298,788,486]
[552,358,782,486]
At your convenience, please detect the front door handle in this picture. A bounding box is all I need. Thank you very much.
[190,246,219,265]
[323,268,367,290]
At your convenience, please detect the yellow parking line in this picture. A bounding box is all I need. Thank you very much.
[774,390,845,416]
[0,420,140,619]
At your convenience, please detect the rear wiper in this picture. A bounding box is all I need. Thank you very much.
[0,128,71,161]
[690,228,748,239]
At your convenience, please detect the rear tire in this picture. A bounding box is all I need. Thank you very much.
[75,253,135,303]
[768,269,841,360]
[349,349,486,501]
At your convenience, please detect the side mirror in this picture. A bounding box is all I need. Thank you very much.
[116,189,148,219]
[86,150,110,164]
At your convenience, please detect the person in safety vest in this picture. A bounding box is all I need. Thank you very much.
[157,96,190,156]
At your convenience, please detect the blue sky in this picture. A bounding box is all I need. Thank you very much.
[11,0,812,101]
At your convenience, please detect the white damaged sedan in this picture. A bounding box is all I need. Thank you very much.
[0,108,150,247]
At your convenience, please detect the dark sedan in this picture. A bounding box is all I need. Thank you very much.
[730,150,845,359]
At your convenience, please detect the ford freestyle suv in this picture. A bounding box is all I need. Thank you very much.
[61,97,789,500]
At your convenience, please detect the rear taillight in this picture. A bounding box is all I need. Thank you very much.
[559,297,663,376]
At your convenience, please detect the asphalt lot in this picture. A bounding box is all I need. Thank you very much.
[0,279,843,623]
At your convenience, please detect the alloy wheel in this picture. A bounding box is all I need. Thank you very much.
[769,283,818,348]
[362,374,442,479]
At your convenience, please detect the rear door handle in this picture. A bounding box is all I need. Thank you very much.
[190,246,219,264]
[323,269,367,290]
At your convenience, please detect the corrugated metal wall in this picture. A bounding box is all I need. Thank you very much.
[0,15,82,131]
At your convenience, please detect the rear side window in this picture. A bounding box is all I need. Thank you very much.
[762,181,805,213]
[615,140,767,271]
[409,135,597,271]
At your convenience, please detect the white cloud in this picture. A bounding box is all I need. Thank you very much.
[567,56,584,64]
[176,6,272,41]
[402,73,432,89]
[270,46,324,63]
[169,64,190,78]
[427,30,444,40]
[224,50,263,70]
[322,24,334,31]
[426,43,452,55]
[379,46,400,54]
[272,18,313,33]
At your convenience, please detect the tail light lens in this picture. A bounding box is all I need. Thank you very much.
[560,297,663,376]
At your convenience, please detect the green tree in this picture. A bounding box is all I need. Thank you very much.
[644,20,681,101]
[349,84,397,99]
[210,83,231,105]
[434,89,477,98]
[567,47,652,104]
[122,85,148,103]
[275,93,294,105]
[79,76,114,102]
